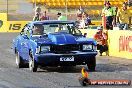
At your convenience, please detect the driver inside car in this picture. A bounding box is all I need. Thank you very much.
[55,24,62,32]
[33,25,44,35]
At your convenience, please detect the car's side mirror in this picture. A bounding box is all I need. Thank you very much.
[20,32,23,35]
[20,29,25,35]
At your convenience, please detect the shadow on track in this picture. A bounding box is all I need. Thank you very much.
[95,64,129,72]
[35,63,129,73]
[37,66,84,73]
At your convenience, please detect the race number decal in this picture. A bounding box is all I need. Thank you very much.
[9,24,21,30]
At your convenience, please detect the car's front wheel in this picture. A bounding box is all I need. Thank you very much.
[15,51,24,68]
[87,56,96,71]
[29,52,38,72]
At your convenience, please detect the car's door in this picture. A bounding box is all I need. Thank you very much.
[20,24,31,60]
[22,24,33,61]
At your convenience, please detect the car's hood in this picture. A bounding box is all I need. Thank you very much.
[31,35,53,45]
[75,37,97,45]
[48,32,77,44]
[31,33,96,45]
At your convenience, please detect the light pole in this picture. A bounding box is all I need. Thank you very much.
[128,0,130,6]
[35,0,36,9]
[7,0,8,20]
[65,0,68,19]
[104,0,106,7]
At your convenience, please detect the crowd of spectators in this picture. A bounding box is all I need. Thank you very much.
[33,6,49,21]
[76,6,92,28]
[102,1,131,30]
[33,1,131,30]
[75,1,131,30]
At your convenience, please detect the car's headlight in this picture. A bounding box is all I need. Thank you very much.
[36,46,41,54]
[83,45,92,50]
[41,46,50,52]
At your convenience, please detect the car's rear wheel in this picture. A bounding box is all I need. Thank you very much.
[15,51,24,68]
[29,52,38,72]
[87,56,96,71]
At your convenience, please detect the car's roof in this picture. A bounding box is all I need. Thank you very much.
[30,20,75,25]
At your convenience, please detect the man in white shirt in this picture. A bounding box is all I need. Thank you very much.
[57,12,67,21]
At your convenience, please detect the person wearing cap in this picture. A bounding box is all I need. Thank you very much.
[116,2,131,30]
[94,26,108,56]
[57,12,67,21]
[102,1,115,30]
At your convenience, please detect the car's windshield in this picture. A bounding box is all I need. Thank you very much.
[32,23,82,35]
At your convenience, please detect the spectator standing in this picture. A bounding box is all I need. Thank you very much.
[116,3,131,30]
[79,6,85,14]
[112,6,118,27]
[102,1,114,30]
[33,12,40,21]
[79,12,92,28]
[79,12,86,28]
[35,6,41,14]
[84,13,92,26]
[94,26,108,56]
[33,6,42,21]
[40,11,50,21]
[77,6,85,21]
[57,12,67,21]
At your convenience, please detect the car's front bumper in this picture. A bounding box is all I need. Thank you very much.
[35,51,98,66]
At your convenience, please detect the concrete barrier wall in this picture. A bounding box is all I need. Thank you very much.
[108,30,132,59]
[7,21,29,32]
[0,13,7,32]
[80,29,132,59]
[0,13,29,32]
[79,29,98,38]
[1,13,132,59]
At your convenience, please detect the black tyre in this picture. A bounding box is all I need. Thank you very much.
[87,56,96,71]
[29,52,38,72]
[15,51,24,68]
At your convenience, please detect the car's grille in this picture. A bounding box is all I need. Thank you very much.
[51,44,80,53]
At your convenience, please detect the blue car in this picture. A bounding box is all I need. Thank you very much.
[13,20,97,72]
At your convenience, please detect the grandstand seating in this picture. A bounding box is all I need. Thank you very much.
[30,0,126,8]
[29,0,130,20]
